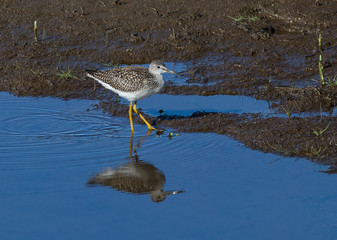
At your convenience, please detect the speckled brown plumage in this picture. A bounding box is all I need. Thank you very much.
[88,66,159,92]
[87,162,165,194]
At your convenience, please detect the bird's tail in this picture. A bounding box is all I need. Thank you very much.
[85,69,97,78]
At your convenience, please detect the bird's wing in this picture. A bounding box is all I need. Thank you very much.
[88,66,153,92]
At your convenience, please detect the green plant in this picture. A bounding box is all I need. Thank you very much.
[267,142,325,158]
[228,14,258,23]
[318,35,337,87]
[229,14,244,22]
[311,123,329,136]
[31,68,43,76]
[57,67,78,79]
[247,16,258,22]
[33,20,38,42]
[325,75,337,87]
[318,34,324,85]
[267,142,287,153]
[294,145,326,157]
[281,106,292,119]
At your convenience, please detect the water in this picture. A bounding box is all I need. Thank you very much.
[141,94,271,116]
[0,92,337,240]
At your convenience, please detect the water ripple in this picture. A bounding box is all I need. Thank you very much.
[0,93,132,171]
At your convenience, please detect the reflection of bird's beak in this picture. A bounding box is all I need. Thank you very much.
[165,190,185,195]
[164,67,178,75]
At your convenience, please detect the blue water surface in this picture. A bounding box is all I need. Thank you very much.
[0,92,336,240]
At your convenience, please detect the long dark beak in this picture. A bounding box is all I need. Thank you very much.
[165,190,185,195]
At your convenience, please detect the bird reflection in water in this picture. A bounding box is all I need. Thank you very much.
[88,133,184,202]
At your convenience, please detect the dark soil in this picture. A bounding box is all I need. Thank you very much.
[1,0,337,169]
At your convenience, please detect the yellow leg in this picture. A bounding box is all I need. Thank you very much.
[129,131,134,162]
[129,101,134,132]
[133,101,156,131]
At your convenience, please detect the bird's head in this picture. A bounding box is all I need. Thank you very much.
[149,60,177,75]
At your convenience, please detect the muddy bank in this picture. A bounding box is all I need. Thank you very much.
[97,100,337,169]
[1,0,337,168]
[1,0,336,97]
[160,113,337,165]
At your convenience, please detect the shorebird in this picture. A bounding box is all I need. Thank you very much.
[88,133,184,202]
[86,60,176,132]
[88,160,184,202]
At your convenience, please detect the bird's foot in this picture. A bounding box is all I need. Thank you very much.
[146,127,164,135]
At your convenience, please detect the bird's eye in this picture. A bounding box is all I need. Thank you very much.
[157,66,160,69]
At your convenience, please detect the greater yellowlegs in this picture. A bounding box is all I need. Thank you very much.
[88,133,184,202]
[88,161,183,202]
[86,60,176,132]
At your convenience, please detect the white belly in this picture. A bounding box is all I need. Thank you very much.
[95,77,165,102]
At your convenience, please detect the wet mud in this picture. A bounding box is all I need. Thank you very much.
[1,0,337,168]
